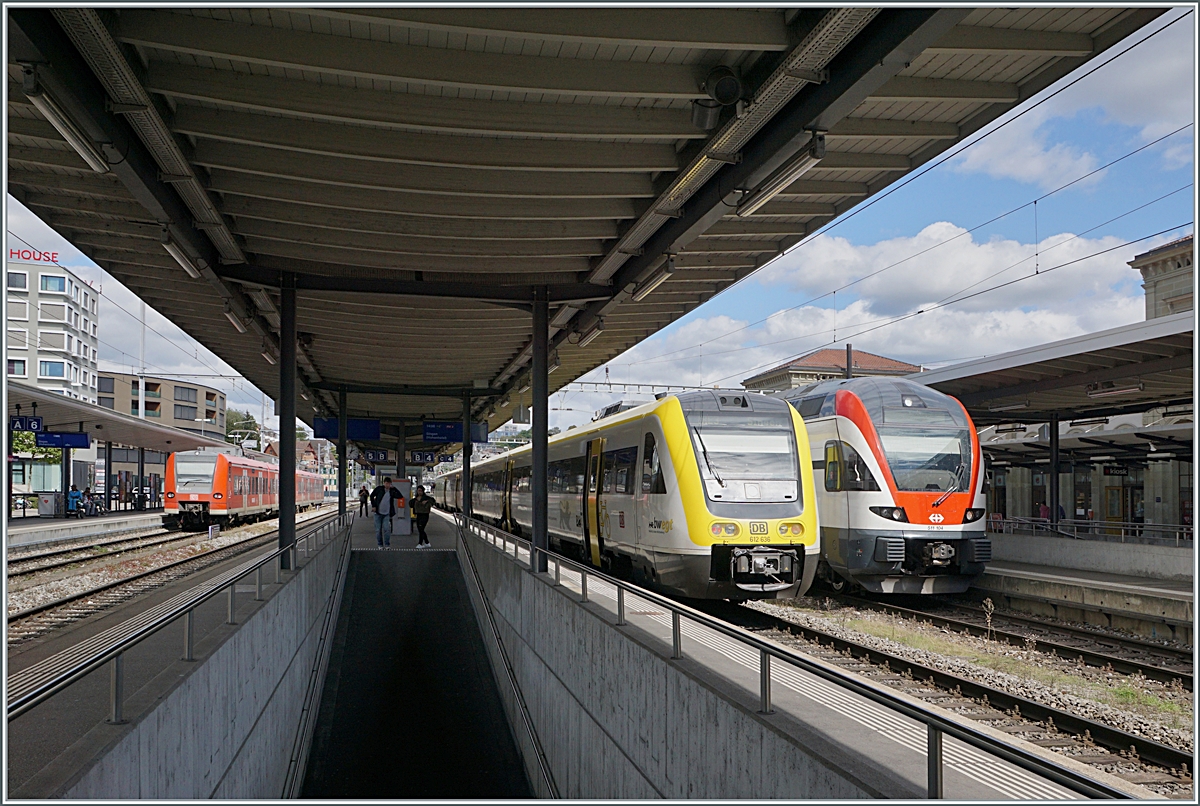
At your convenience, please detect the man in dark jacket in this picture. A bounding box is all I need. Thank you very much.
[369,477,403,548]
[411,485,434,547]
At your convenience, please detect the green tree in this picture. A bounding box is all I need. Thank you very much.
[225,409,260,446]
[9,431,62,463]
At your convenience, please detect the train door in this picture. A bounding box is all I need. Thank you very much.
[583,438,605,567]
[820,421,854,579]
[502,459,515,531]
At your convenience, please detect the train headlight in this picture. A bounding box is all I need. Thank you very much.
[963,508,986,523]
[778,523,804,536]
[213,493,223,500]
[869,506,908,522]
[711,522,740,537]
[166,492,175,499]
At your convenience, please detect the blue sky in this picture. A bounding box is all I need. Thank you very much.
[5,9,1196,434]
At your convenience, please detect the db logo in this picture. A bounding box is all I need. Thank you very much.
[929,513,944,523]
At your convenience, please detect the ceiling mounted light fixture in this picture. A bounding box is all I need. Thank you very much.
[517,378,531,394]
[1087,382,1145,398]
[548,350,561,375]
[22,67,108,173]
[577,320,604,348]
[987,400,1030,413]
[736,133,825,218]
[162,237,202,279]
[631,256,675,302]
[223,306,247,333]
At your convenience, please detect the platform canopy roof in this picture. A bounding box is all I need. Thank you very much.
[6,7,1167,452]
[976,422,1192,469]
[913,312,1194,427]
[7,381,226,453]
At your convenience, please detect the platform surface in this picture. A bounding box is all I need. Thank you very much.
[6,511,164,548]
[983,560,1193,601]
[301,514,531,798]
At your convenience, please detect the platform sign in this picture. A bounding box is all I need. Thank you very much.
[437,454,454,464]
[422,421,488,443]
[312,417,381,441]
[363,449,391,464]
[36,432,89,448]
[8,416,43,432]
[409,450,436,465]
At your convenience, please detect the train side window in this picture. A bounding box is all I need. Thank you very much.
[824,442,842,491]
[642,434,666,494]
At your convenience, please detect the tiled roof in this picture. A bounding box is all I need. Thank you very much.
[745,348,920,383]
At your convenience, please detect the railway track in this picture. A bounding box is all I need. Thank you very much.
[7,509,338,646]
[705,602,1192,797]
[7,529,187,579]
[832,594,1194,691]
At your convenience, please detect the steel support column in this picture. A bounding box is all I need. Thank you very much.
[462,393,472,519]
[397,422,406,483]
[337,389,347,516]
[104,441,112,511]
[279,272,297,568]
[61,446,71,514]
[531,287,549,573]
[1049,412,1060,527]
[136,447,145,511]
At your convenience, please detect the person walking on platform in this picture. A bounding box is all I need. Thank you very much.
[66,484,83,519]
[412,485,434,547]
[370,477,402,547]
[358,485,370,517]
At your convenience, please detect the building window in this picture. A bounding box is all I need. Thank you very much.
[83,291,89,308]
[91,299,97,315]
[7,300,28,320]
[174,386,198,403]
[174,404,197,420]
[7,271,27,289]
[40,275,66,293]
[7,329,27,350]
[131,400,140,415]
[97,376,114,393]
[8,359,27,377]
[92,322,98,336]
[38,360,65,378]
[146,401,161,417]
[38,331,67,351]
[38,303,66,322]
[99,396,114,409]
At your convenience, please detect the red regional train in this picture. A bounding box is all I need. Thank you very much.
[163,450,324,529]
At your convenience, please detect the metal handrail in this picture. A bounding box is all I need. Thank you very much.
[455,518,560,798]
[457,514,1131,800]
[993,516,1193,545]
[7,511,355,723]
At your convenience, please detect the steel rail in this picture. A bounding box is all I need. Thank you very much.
[7,530,208,579]
[7,512,352,721]
[7,509,332,622]
[730,603,1192,772]
[834,595,1192,691]
[7,527,171,565]
[456,514,1133,799]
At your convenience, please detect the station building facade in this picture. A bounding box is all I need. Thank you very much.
[6,256,101,403]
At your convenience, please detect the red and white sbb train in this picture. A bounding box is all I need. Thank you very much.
[781,377,991,594]
[163,450,324,529]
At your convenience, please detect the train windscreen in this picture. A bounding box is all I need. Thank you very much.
[174,454,217,492]
[684,410,798,482]
[877,428,972,492]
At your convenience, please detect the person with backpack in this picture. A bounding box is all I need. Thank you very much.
[369,477,403,548]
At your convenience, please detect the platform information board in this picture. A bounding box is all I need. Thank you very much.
[36,432,89,448]
[423,421,488,444]
[312,417,381,441]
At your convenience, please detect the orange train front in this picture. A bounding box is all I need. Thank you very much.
[781,377,990,594]
[163,449,324,529]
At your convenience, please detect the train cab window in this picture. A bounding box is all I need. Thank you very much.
[825,441,879,492]
[641,434,666,494]
[602,447,638,495]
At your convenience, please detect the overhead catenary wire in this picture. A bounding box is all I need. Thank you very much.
[702,221,1194,386]
[629,184,1192,368]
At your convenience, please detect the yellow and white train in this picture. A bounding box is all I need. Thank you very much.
[435,389,819,600]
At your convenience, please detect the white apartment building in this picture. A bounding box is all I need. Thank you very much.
[6,256,101,404]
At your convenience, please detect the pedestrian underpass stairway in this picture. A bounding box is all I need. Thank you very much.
[301,516,531,798]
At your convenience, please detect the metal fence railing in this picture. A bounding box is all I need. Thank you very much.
[990,516,1192,546]
[7,511,355,723]
[456,514,1131,800]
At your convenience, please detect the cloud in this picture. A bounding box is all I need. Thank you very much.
[952,107,1104,191]
[588,224,1152,402]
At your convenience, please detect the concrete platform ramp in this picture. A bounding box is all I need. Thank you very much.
[301,541,531,798]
